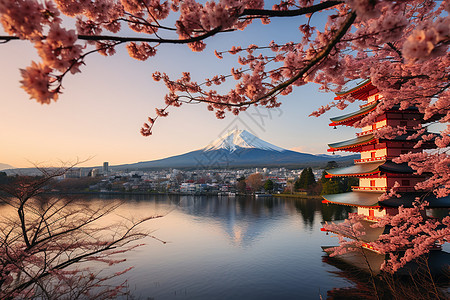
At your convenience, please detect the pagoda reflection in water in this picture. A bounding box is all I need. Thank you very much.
[321,80,450,275]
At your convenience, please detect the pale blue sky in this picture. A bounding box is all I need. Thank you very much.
[0,8,359,168]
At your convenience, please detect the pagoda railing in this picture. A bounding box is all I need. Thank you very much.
[357,129,377,137]
[354,156,387,164]
[363,215,380,222]
[352,186,387,191]
[352,186,416,192]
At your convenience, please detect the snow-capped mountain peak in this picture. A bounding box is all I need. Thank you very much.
[203,129,285,152]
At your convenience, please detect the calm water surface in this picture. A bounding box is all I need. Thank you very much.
[92,195,359,299]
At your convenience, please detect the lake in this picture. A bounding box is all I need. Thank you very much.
[87,194,361,299]
[5,194,447,299]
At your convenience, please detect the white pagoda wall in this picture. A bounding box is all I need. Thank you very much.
[360,148,387,159]
[362,119,387,132]
[359,177,387,188]
[357,207,386,219]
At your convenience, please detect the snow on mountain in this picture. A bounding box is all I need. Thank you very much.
[0,163,14,171]
[203,130,285,153]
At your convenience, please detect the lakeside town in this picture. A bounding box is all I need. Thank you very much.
[57,162,328,195]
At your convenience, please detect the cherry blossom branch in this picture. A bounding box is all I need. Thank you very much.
[387,42,403,61]
[0,25,224,45]
[240,1,343,18]
[181,11,356,108]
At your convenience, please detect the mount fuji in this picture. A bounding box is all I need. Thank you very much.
[114,130,357,170]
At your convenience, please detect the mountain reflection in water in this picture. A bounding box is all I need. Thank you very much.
[69,194,364,299]
[1,194,398,299]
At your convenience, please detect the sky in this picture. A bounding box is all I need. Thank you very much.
[0,9,359,169]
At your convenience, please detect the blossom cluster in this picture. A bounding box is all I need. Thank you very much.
[402,16,450,62]
[322,213,367,257]
[395,152,450,198]
[1,1,450,200]
[323,206,450,274]
[372,202,450,273]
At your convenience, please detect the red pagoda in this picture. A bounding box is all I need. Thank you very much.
[321,80,450,274]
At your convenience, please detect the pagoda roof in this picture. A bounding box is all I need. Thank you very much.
[335,79,375,100]
[322,191,450,208]
[328,134,376,152]
[330,101,378,127]
[328,132,436,153]
[326,161,413,177]
[322,246,385,275]
[379,161,414,174]
[322,191,381,207]
[322,219,386,243]
[322,246,450,276]
[326,161,385,177]
[381,193,450,208]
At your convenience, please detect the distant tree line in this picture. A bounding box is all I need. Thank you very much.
[320,161,358,195]
[282,162,358,195]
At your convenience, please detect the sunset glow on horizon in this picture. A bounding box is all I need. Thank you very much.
[1,17,356,169]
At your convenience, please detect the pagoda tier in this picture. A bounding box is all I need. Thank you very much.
[329,101,378,127]
[322,219,387,243]
[322,246,450,277]
[327,132,435,153]
[334,79,374,100]
[322,191,450,209]
[325,161,413,177]
[325,161,426,192]
[322,246,386,275]
[331,105,430,132]
[321,78,449,275]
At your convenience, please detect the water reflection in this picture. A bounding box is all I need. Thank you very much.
[142,195,354,247]
[0,194,358,299]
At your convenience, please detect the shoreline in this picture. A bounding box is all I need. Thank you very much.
[42,191,323,199]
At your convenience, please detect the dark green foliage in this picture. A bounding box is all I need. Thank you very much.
[321,180,341,194]
[320,169,359,195]
[264,179,274,192]
[324,161,338,170]
[295,167,316,190]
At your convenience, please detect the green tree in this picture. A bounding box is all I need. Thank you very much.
[295,168,316,190]
[320,170,358,195]
[321,180,341,195]
[324,161,339,170]
[263,179,274,192]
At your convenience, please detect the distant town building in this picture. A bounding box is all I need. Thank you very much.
[103,162,109,174]
[64,168,82,179]
[91,168,99,177]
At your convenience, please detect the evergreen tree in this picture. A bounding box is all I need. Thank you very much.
[320,170,359,195]
[295,168,316,190]
[263,179,274,192]
[321,180,341,195]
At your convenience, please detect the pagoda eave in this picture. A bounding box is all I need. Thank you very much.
[328,134,377,153]
[321,219,386,243]
[326,172,381,178]
[334,79,373,100]
[329,120,360,127]
[327,147,365,153]
[380,192,450,208]
[325,162,387,177]
[329,101,378,127]
[322,198,381,209]
[322,192,383,208]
